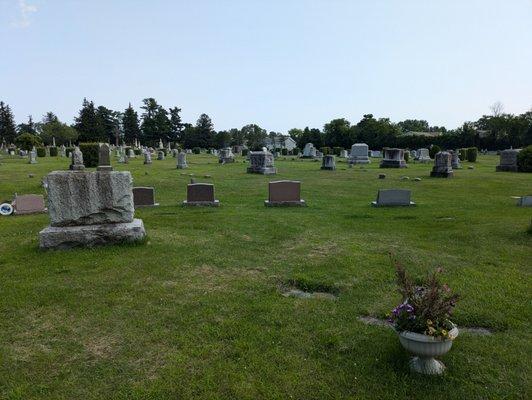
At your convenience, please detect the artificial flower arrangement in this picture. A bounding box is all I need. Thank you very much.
[388,258,459,340]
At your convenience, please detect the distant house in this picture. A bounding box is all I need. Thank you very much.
[403,131,443,138]
[264,134,297,151]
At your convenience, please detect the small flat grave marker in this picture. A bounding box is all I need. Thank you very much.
[372,189,415,207]
[13,194,47,215]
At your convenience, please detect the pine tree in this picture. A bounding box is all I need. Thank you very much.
[140,98,160,146]
[17,115,37,135]
[74,98,105,143]
[0,101,17,144]
[169,107,183,143]
[96,106,120,143]
[122,103,141,145]
[140,98,170,146]
[194,114,214,149]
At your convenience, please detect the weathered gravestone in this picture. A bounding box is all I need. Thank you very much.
[348,143,371,165]
[157,151,165,161]
[321,155,336,170]
[69,147,85,170]
[302,143,317,158]
[183,183,219,206]
[372,189,415,207]
[450,150,461,169]
[177,151,188,169]
[496,149,521,172]
[97,143,112,171]
[218,148,235,163]
[247,150,276,174]
[144,151,152,164]
[264,180,306,207]
[132,187,159,207]
[13,194,46,215]
[340,149,349,158]
[39,170,146,249]
[28,148,37,164]
[430,151,453,178]
[416,148,431,163]
[380,148,407,168]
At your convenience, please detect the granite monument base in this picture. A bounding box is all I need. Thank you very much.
[182,200,220,207]
[39,218,146,250]
[264,200,306,207]
[379,160,407,168]
[496,165,519,172]
[246,166,277,175]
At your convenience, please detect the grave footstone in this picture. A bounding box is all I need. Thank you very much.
[13,194,46,215]
[372,189,415,207]
[264,180,306,207]
[516,196,532,207]
[183,183,219,206]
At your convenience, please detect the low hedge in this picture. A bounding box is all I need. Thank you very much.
[429,145,441,159]
[49,146,58,157]
[467,147,478,162]
[36,147,46,157]
[517,145,532,172]
[79,143,100,168]
[193,147,201,154]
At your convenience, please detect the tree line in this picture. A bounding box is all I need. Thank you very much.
[0,99,530,151]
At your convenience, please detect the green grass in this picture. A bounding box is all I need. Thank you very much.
[0,154,530,399]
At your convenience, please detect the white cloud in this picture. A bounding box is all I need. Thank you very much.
[11,0,38,28]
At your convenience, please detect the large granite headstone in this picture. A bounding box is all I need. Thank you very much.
[321,155,336,170]
[183,183,219,206]
[496,149,521,172]
[39,170,146,249]
[247,150,276,174]
[348,143,370,165]
[430,151,453,178]
[380,148,407,168]
[264,180,306,207]
[372,189,415,207]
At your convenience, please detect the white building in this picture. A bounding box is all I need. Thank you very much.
[264,134,297,151]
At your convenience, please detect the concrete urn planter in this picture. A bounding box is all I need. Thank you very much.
[398,325,458,375]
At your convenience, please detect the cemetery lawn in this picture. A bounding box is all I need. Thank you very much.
[0,154,531,400]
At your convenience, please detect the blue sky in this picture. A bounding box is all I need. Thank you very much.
[1,0,531,132]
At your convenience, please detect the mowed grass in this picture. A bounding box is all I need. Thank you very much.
[0,154,530,399]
